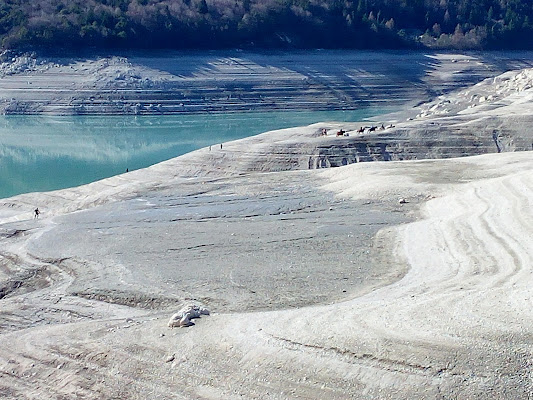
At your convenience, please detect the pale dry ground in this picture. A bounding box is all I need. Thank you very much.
[1,63,533,398]
[1,151,532,399]
[1,51,533,114]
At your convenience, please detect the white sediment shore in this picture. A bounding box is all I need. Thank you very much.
[1,55,533,399]
[1,50,533,115]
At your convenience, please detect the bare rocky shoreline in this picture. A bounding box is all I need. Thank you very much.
[1,52,533,399]
[1,50,533,115]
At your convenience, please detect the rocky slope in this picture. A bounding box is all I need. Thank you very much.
[0,51,533,115]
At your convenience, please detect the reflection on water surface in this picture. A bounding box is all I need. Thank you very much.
[0,109,388,199]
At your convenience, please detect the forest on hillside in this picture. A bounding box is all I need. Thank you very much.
[1,0,532,51]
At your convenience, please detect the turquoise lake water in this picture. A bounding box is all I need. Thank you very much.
[0,109,389,199]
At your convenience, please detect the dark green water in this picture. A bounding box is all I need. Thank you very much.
[0,109,388,199]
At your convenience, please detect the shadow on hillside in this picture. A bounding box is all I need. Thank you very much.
[127,49,533,108]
